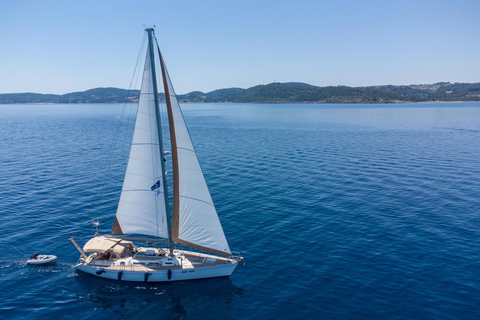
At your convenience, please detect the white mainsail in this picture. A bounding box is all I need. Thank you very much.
[112,44,169,239]
[158,49,231,256]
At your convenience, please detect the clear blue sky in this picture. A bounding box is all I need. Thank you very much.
[1,0,479,94]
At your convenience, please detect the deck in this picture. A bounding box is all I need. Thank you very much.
[86,249,233,272]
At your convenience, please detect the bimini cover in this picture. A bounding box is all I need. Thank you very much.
[82,236,133,253]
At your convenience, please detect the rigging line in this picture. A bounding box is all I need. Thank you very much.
[148,39,160,238]
[92,33,146,208]
[144,29,168,239]
[154,35,179,246]
[153,32,173,242]
[154,38,172,199]
[87,33,147,218]
[151,39,167,153]
[118,33,148,167]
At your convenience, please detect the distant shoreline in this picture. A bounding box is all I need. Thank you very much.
[2,101,480,107]
[1,82,480,104]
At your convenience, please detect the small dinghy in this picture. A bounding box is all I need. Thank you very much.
[27,253,57,265]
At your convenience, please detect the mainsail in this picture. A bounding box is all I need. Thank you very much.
[157,47,232,257]
[112,41,169,239]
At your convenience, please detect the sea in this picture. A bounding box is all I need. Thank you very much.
[0,102,479,319]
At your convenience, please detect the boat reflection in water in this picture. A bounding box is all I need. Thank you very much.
[76,273,244,319]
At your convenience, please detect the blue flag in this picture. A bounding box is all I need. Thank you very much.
[151,180,161,191]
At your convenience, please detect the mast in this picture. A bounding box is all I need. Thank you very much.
[146,28,173,255]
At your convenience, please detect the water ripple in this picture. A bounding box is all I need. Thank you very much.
[1,103,480,319]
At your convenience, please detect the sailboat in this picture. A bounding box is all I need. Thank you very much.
[70,28,243,282]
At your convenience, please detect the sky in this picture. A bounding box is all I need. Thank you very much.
[0,0,479,94]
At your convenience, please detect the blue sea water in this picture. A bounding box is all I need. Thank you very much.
[1,102,480,319]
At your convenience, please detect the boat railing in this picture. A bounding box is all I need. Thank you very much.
[173,242,202,255]
[230,251,241,257]
[230,251,243,261]
[174,242,243,262]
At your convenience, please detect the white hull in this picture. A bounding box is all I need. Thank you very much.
[27,255,57,265]
[75,262,237,282]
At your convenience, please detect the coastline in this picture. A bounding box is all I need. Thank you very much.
[1,100,480,105]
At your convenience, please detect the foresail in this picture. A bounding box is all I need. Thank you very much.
[112,44,169,239]
[158,48,231,256]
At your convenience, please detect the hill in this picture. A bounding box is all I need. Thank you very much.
[176,82,480,103]
[0,87,140,104]
[1,82,480,104]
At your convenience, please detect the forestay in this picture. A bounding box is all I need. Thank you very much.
[112,44,169,239]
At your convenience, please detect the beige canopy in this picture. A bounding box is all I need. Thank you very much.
[83,236,134,253]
